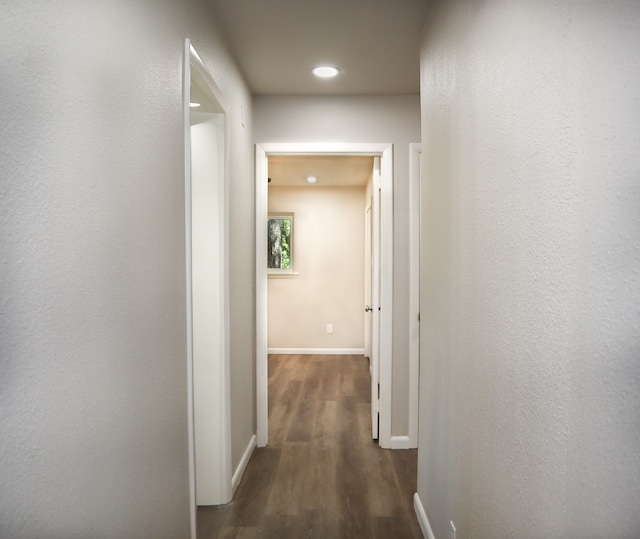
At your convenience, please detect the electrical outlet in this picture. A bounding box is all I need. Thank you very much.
[327,324,333,334]
[449,520,456,539]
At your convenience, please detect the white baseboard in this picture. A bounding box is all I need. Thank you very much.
[414,492,435,539]
[390,435,417,449]
[232,434,256,494]
[267,348,365,356]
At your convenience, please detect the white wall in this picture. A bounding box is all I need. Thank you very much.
[268,186,366,351]
[254,95,420,436]
[0,2,254,537]
[417,1,640,538]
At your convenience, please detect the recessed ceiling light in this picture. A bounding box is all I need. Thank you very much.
[307,176,317,184]
[190,102,201,108]
[312,66,339,78]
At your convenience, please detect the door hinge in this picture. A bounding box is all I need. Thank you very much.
[374,399,380,413]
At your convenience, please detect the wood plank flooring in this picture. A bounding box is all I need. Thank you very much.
[197,354,423,538]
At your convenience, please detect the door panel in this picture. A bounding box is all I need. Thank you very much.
[371,157,381,440]
[364,203,372,361]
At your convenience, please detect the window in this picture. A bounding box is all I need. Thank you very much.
[267,213,293,273]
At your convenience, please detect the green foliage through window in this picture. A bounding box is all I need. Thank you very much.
[268,215,293,270]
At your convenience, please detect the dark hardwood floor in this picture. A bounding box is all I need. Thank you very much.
[197,354,423,538]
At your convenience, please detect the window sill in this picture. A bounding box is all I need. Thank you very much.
[268,272,300,279]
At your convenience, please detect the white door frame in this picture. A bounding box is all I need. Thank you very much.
[370,156,382,441]
[408,143,421,448]
[255,142,394,448]
[184,40,232,539]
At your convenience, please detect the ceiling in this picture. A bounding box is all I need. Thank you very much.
[207,1,426,185]
[207,0,430,95]
[268,155,374,187]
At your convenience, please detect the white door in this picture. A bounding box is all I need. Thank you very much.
[364,202,372,361]
[370,157,381,440]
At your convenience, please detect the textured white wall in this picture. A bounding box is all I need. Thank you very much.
[418,1,640,537]
[0,2,254,537]
[254,95,420,436]
[267,186,366,350]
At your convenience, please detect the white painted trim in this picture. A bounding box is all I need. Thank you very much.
[268,272,300,279]
[187,42,229,111]
[378,145,393,449]
[183,38,196,539]
[268,348,365,356]
[370,156,381,442]
[185,39,232,514]
[256,142,393,155]
[408,143,421,449]
[414,493,435,539]
[390,435,412,449]
[256,142,393,450]
[232,435,256,494]
[255,145,269,447]
[219,47,233,506]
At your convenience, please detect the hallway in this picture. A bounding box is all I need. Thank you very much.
[197,354,422,538]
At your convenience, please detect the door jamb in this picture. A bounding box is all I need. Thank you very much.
[184,39,232,539]
[255,142,393,448]
[408,143,421,448]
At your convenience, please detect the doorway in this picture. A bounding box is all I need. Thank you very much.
[184,40,231,539]
[255,143,394,449]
